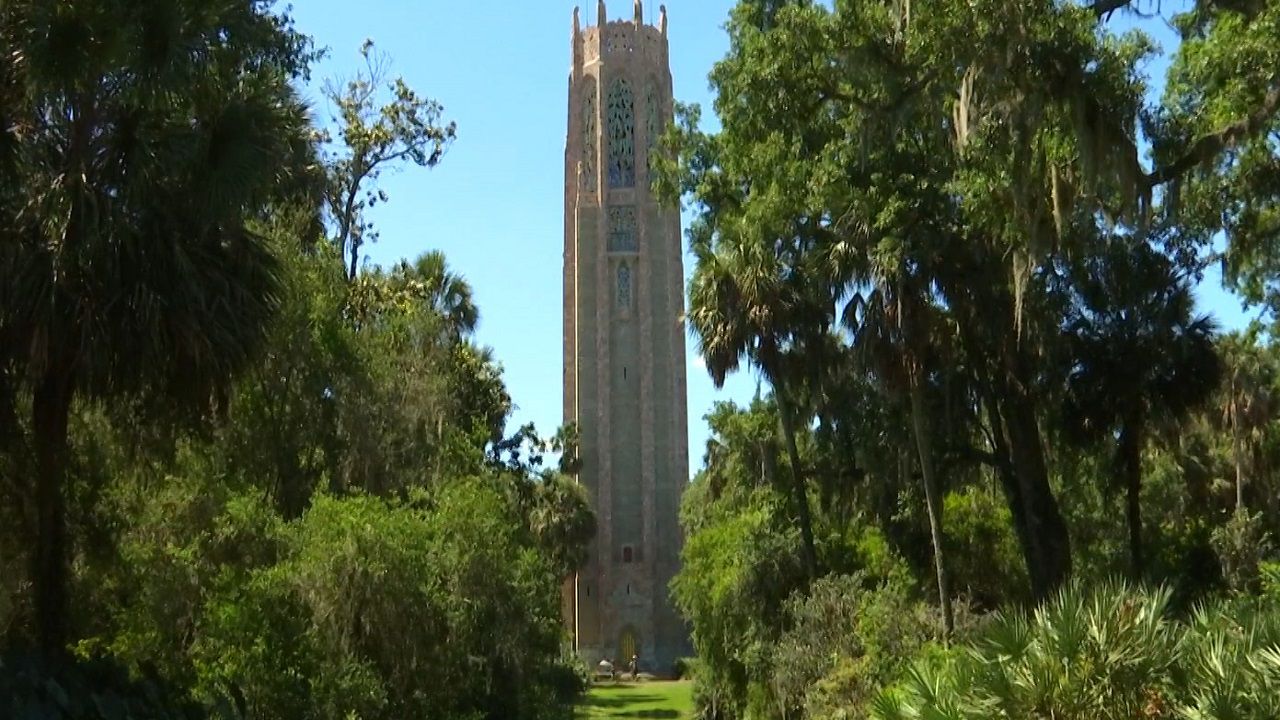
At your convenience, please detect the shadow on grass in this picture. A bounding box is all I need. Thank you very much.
[583,693,666,707]
[581,708,679,719]
[580,684,684,718]
[589,682,651,692]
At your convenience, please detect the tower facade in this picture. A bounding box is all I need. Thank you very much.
[562,1,691,674]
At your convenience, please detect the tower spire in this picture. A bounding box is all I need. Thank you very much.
[573,6,580,35]
[598,0,607,26]
[634,0,644,24]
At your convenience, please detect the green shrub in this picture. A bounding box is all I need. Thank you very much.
[772,571,935,720]
[1179,594,1280,719]
[195,484,570,720]
[672,489,806,720]
[0,651,239,720]
[543,657,589,704]
[1262,561,1280,597]
[873,581,1280,720]
[943,488,1028,609]
[1212,509,1274,593]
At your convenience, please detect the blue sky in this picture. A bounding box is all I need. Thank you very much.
[288,0,1255,478]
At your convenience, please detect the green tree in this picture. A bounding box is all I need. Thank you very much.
[672,483,805,720]
[323,41,456,280]
[660,0,1081,599]
[845,279,956,636]
[389,250,479,340]
[688,236,821,579]
[526,473,597,579]
[0,0,314,656]
[664,0,1280,602]
[1059,241,1221,577]
[1217,330,1277,512]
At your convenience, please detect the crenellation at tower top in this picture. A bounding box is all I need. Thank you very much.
[572,3,670,67]
[575,0,668,30]
[575,1,664,28]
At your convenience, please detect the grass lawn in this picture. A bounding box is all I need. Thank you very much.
[576,680,694,719]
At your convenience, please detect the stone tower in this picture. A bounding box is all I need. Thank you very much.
[562,1,691,674]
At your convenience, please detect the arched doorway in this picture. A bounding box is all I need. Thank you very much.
[618,626,638,671]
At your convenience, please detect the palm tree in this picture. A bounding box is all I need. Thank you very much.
[1060,241,1220,578]
[346,251,478,340]
[688,234,820,579]
[0,0,315,655]
[528,474,597,579]
[395,251,480,340]
[840,270,956,636]
[1218,332,1275,512]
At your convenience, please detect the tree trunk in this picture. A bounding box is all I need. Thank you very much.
[958,322,1068,601]
[982,398,1036,585]
[347,236,360,281]
[0,369,17,453]
[943,246,1071,600]
[908,366,954,638]
[976,360,1067,602]
[1233,422,1246,511]
[967,341,1041,604]
[775,383,818,581]
[32,369,73,657]
[999,376,1072,600]
[1117,421,1144,579]
[337,179,362,282]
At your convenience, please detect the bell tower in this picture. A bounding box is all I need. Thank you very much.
[562,1,691,674]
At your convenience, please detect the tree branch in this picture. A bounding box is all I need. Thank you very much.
[1145,84,1280,190]
[945,443,1005,470]
[1090,0,1134,17]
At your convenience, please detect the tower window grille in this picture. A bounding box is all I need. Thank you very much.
[607,78,635,188]
[646,77,662,177]
[581,78,598,191]
[616,262,632,309]
[608,206,637,252]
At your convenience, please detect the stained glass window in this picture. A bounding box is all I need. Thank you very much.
[646,77,662,177]
[607,78,635,188]
[608,206,637,252]
[581,78,597,192]
[617,262,632,309]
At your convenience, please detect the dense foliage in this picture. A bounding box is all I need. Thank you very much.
[7,0,1280,719]
[661,0,1280,717]
[0,2,590,719]
[877,576,1280,720]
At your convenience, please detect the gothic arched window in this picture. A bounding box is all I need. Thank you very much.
[646,77,662,177]
[616,262,632,310]
[607,78,635,188]
[581,77,598,192]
